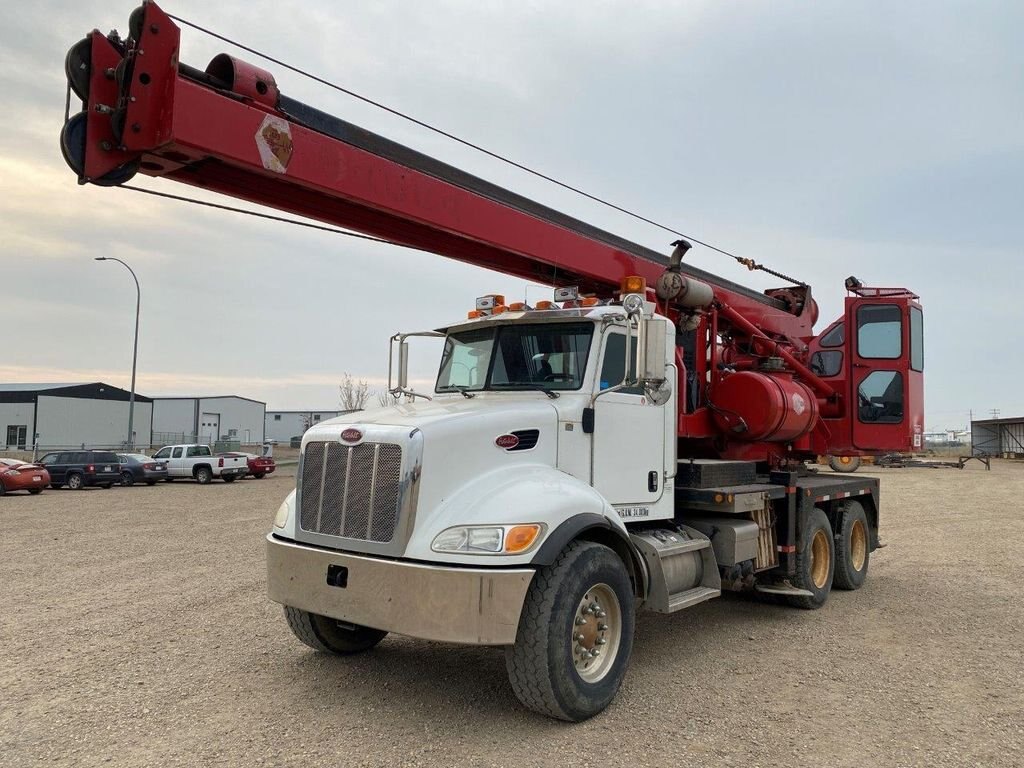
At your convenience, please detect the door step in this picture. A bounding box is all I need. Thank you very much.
[755,582,814,598]
[666,586,720,613]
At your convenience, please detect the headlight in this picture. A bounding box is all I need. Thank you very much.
[431,524,543,555]
[273,499,291,529]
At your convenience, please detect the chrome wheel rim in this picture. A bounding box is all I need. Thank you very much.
[571,583,622,683]
[851,519,867,572]
[811,529,830,589]
[68,475,81,489]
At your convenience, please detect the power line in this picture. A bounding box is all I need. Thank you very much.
[165,12,805,287]
[121,184,430,252]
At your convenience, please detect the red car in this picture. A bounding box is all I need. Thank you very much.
[218,452,276,479]
[0,458,51,496]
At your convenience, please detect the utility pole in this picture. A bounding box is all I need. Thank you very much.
[95,257,141,448]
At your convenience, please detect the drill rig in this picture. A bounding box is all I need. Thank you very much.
[61,2,924,721]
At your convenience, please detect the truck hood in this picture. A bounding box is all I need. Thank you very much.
[300,395,562,557]
[311,394,560,433]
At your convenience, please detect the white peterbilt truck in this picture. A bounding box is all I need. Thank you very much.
[267,289,879,721]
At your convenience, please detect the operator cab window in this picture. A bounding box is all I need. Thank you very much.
[819,322,844,348]
[809,350,843,377]
[857,305,902,359]
[910,306,924,371]
[858,370,903,423]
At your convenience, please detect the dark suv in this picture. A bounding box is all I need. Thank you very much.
[38,450,122,490]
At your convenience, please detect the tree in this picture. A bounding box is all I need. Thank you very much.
[377,389,400,408]
[339,372,371,411]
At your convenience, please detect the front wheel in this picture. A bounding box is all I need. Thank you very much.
[120,471,134,487]
[284,607,387,654]
[505,540,635,721]
[195,467,212,485]
[786,507,834,609]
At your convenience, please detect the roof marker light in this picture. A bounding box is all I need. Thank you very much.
[535,300,555,309]
[620,275,646,294]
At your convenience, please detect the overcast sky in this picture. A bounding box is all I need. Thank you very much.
[2,0,1022,429]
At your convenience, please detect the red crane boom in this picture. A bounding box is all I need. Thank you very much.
[60,2,924,465]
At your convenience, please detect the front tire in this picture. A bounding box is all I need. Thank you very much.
[195,467,212,485]
[284,607,387,654]
[786,507,834,609]
[833,500,870,590]
[505,540,635,721]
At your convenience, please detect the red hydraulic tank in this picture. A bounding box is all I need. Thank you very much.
[711,371,819,442]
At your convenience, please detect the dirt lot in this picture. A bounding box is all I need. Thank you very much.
[2,462,1022,767]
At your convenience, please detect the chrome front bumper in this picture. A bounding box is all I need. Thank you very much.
[266,535,535,645]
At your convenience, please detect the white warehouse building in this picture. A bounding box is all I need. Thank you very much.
[264,410,352,443]
[0,383,154,450]
[151,395,266,446]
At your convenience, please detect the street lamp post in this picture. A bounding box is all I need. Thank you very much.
[95,257,140,449]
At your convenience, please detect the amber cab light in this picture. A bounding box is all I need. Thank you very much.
[467,310,483,319]
[508,302,527,311]
[505,524,542,553]
[620,275,647,294]
[580,297,600,307]
[535,300,554,309]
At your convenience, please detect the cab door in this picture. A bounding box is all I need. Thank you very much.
[848,298,924,451]
[591,330,669,508]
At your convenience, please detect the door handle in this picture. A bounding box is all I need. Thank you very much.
[648,471,659,492]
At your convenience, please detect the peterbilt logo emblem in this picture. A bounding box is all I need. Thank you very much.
[495,434,519,449]
[341,428,363,442]
[255,115,293,174]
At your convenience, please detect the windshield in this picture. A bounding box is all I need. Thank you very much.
[436,322,594,394]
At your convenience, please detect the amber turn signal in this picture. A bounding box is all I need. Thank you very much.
[504,524,542,553]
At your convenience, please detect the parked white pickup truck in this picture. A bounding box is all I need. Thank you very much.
[150,444,247,484]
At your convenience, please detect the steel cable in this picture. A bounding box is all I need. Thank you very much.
[164,12,805,286]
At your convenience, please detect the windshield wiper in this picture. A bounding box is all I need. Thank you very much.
[492,383,560,399]
[438,385,475,398]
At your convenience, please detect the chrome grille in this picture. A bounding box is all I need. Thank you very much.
[300,440,404,543]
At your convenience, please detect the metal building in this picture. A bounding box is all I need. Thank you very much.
[0,382,154,450]
[971,417,1024,458]
[151,395,266,446]
[264,410,354,443]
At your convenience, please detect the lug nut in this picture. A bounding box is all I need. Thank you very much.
[596,638,607,645]
[575,633,585,642]
[598,623,608,631]
[596,611,607,619]
[575,616,587,626]
[590,649,600,658]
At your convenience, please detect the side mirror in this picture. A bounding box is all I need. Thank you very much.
[398,341,409,389]
[637,317,666,384]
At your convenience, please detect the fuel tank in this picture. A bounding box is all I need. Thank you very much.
[711,371,818,442]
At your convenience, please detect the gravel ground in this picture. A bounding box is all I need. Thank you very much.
[2,462,1022,767]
